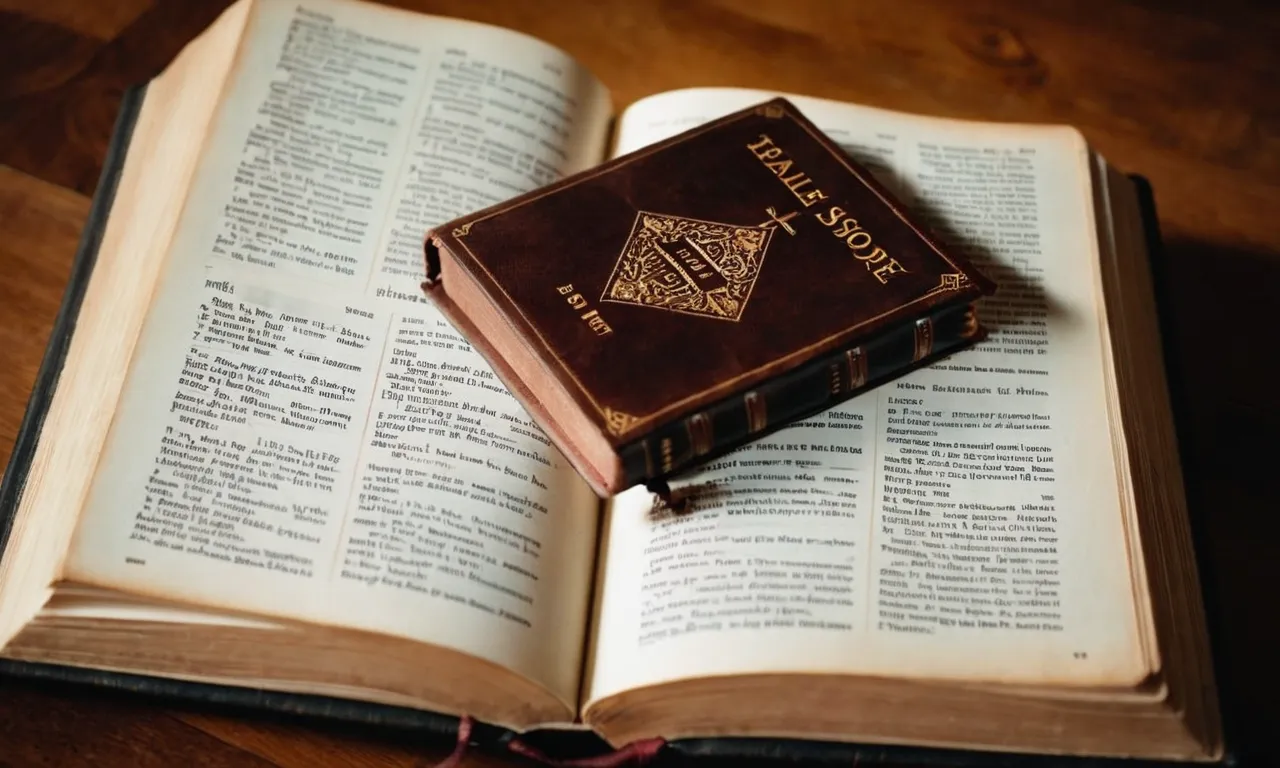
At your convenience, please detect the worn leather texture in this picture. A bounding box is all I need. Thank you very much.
[425,98,995,457]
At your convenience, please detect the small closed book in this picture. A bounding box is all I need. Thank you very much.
[424,98,995,496]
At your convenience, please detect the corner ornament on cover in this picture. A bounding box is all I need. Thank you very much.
[603,407,641,437]
[452,222,473,238]
[922,272,973,299]
[757,103,786,119]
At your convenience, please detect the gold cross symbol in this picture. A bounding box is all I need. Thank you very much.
[758,206,800,235]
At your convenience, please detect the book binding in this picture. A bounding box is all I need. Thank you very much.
[618,301,980,487]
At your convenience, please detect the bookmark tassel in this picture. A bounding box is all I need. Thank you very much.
[432,715,475,768]
[506,736,666,767]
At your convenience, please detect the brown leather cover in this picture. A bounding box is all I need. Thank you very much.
[424,98,994,480]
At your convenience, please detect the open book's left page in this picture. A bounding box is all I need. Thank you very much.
[64,0,611,709]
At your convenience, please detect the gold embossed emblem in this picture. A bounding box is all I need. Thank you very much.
[601,212,774,322]
[922,272,973,298]
[602,407,640,436]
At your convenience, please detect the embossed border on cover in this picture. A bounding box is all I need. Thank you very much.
[444,99,987,440]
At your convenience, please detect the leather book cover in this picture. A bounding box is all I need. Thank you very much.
[424,98,995,494]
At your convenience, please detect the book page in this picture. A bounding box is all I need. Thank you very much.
[65,0,611,707]
[588,88,1146,702]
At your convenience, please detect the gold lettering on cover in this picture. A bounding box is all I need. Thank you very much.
[872,259,909,284]
[654,236,728,293]
[557,283,586,307]
[581,309,612,336]
[758,206,800,236]
[746,134,829,208]
[798,188,829,207]
[763,158,793,176]
[744,391,768,434]
[780,170,815,195]
[555,284,612,336]
[816,205,909,285]
[748,138,911,286]
[747,134,785,161]
[816,205,845,227]
[857,246,888,265]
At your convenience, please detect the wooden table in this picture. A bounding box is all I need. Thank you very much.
[1,0,1277,765]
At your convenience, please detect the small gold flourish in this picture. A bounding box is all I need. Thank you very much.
[923,272,972,298]
[759,103,785,119]
[603,407,640,436]
[452,222,473,238]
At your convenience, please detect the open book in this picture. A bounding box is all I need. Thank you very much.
[0,0,1222,762]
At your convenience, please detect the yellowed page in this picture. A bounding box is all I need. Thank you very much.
[588,88,1145,703]
[64,0,611,711]
[0,0,252,649]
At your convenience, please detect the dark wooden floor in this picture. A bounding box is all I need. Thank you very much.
[1,0,1278,765]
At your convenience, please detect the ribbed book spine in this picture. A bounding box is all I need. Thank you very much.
[618,301,980,487]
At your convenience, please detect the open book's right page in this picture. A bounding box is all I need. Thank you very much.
[588,88,1151,702]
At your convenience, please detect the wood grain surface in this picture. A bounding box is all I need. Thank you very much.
[0,0,1277,765]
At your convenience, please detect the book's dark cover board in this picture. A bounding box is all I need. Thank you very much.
[0,88,1243,766]
[425,97,994,493]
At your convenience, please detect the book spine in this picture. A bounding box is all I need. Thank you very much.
[618,301,981,488]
